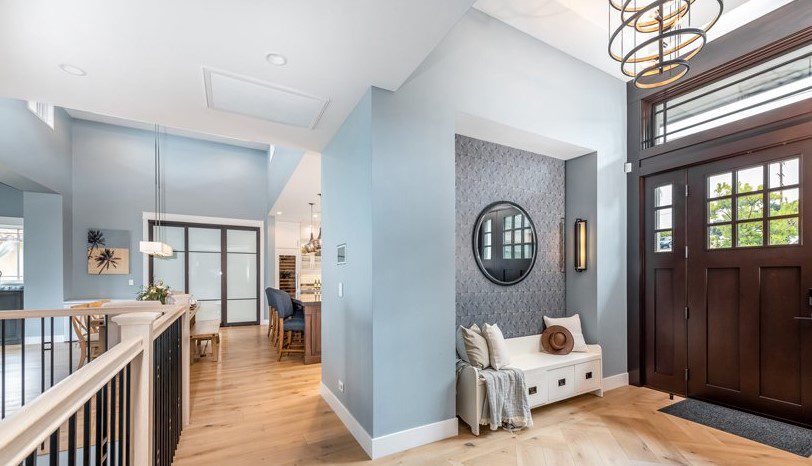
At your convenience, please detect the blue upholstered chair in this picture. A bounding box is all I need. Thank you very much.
[265,288,305,360]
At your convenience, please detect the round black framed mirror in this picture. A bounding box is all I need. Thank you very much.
[472,201,537,286]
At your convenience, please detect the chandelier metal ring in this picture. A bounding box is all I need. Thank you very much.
[608,0,723,88]
[634,58,690,89]
[620,27,707,78]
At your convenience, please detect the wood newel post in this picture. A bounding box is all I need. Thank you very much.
[113,311,161,466]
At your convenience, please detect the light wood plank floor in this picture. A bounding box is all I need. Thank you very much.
[172,326,811,465]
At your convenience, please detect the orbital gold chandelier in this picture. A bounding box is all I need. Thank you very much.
[609,0,723,89]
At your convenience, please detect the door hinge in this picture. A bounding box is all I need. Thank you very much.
[684,246,689,259]
[684,368,690,381]
[684,306,689,320]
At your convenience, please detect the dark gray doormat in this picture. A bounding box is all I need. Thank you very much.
[660,399,811,457]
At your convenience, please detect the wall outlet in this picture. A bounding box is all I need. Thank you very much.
[338,380,345,392]
[128,278,134,286]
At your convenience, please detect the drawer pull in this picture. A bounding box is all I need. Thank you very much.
[529,386,537,395]
[585,372,593,380]
[558,378,566,387]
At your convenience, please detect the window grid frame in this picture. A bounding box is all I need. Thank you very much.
[705,157,801,250]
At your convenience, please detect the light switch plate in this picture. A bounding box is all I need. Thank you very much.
[338,282,344,298]
[624,162,633,173]
[128,278,134,286]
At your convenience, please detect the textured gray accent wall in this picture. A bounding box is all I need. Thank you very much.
[456,135,566,338]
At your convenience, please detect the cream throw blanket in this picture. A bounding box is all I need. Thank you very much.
[456,360,533,431]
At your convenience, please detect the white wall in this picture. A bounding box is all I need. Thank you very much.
[322,9,627,443]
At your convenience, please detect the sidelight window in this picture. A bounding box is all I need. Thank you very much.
[654,184,673,252]
[706,158,800,249]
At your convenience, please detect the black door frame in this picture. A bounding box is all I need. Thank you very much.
[148,220,261,327]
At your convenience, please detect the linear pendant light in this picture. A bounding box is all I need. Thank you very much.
[140,124,174,258]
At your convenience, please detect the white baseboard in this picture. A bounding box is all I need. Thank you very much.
[260,318,269,325]
[319,383,373,458]
[372,417,458,459]
[319,382,459,459]
[603,372,629,392]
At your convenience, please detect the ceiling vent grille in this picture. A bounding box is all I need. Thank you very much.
[203,68,328,129]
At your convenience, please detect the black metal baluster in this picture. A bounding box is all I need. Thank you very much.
[20,319,25,407]
[24,451,35,466]
[86,316,91,365]
[68,413,77,466]
[125,364,131,466]
[110,373,117,466]
[40,317,45,394]
[83,398,91,466]
[49,428,58,466]
[49,317,54,387]
[68,316,73,375]
[104,315,109,352]
[2,319,5,419]
[118,370,125,466]
[95,389,103,466]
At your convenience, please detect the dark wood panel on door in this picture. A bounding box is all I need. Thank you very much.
[644,170,687,395]
[686,140,812,426]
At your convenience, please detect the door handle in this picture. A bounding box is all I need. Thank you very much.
[794,316,812,321]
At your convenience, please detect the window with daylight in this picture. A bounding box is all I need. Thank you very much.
[647,44,812,147]
[502,212,534,260]
[706,158,800,249]
[654,184,673,252]
[0,225,24,283]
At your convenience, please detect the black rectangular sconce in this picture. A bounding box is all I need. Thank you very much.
[574,219,587,272]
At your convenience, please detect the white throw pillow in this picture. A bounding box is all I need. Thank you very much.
[456,325,471,363]
[482,323,511,370]
[460,324,490,369]
[543,314,588,352]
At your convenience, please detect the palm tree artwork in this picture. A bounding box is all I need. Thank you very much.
[94,248,120,275]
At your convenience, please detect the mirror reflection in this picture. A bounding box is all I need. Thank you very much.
[473,202,536,285]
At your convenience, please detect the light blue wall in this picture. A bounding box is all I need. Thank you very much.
[23,192,64,309]
[565,153,598,343]
[323,9,626,438]
[0,183,23,218]
[70,121,269,299]
[321,90,374,433]
[0,99,74,297]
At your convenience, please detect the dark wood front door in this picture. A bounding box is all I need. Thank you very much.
[685,140,812,426]
[644,170,688,396]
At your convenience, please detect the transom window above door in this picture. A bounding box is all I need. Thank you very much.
[706,157,800,249]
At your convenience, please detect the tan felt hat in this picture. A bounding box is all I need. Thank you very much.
[541,325,574,355]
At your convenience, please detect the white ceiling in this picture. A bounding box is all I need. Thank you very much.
[0,0,473,152]
[271,152,322,225]
[473,0,792,82]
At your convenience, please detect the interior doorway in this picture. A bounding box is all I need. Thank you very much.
[148,220,261,326]
[643,138,812,426]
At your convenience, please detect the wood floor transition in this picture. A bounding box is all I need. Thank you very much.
[172,326,810,465]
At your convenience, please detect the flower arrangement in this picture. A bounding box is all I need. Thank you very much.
[137,281,171,304]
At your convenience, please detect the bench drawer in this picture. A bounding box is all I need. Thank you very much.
[524,368,547,407]
[574,359,601,393]
[546,366,574,402]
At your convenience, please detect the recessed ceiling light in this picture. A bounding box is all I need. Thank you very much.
[265,53,287,67]
[58,63,87,76]
[276,211,283,215]
[313,214,319,218]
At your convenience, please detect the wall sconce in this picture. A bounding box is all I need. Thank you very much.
[574,219,587,272]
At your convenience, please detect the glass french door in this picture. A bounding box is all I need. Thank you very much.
[149,221,260,326]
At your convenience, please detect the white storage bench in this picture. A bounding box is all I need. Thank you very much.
[456,334,603,435]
